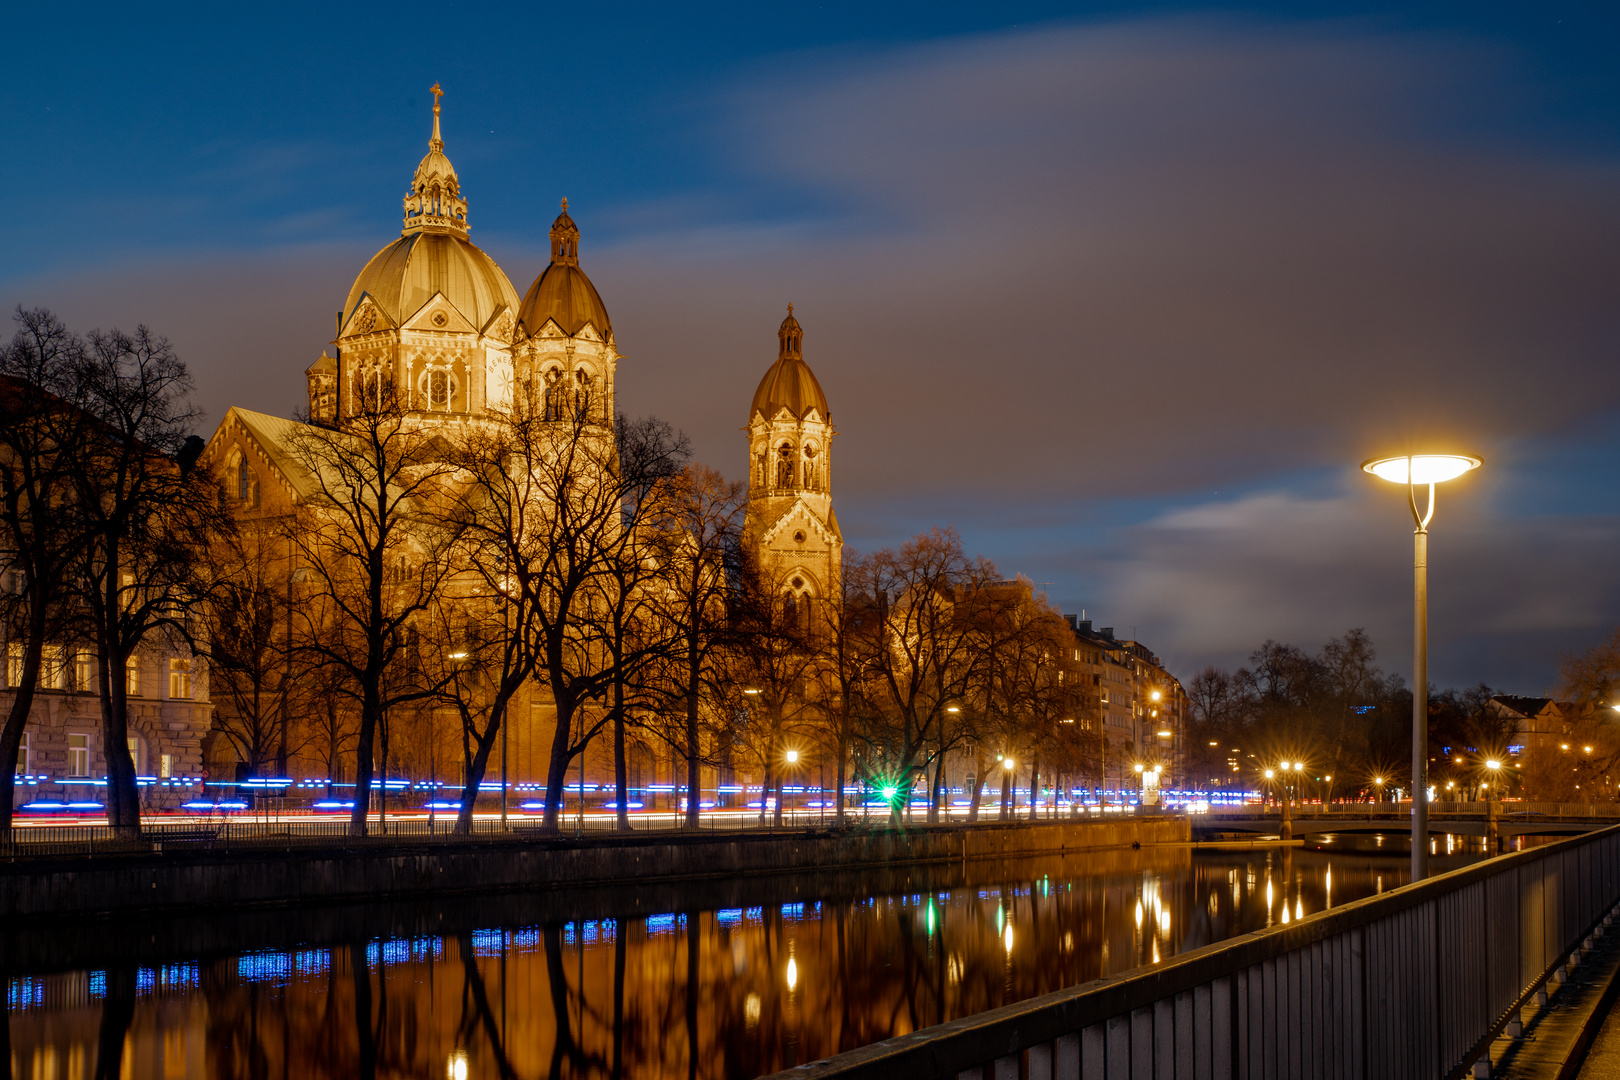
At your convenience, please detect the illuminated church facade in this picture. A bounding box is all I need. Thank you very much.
[198,87,838,789]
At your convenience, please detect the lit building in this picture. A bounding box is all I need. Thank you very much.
[744,306,842,604]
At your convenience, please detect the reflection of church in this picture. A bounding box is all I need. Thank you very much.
[200,88,839,788]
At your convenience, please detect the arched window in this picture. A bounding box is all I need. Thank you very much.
[543,367,565,421]
[574,369,594,420]
[776,443,795,490]
[237,460,257,504]
[357,366,392,412]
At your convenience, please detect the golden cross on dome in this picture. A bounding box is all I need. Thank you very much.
[430,83,443,108]
[787,302,794,315]
[561,197,569,211]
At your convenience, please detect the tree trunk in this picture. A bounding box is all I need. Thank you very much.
[0,625,45,830]
[968,747,985,823]
[759,759,773,826]
[349,686,381,837]
[834,730,848,826]
[999,767,1011,822]
[684,658,702,828]
[1028,757,1041,822]
[773,774,785,827]
[541,697,576,833]
[931,753,947,825]
[97,642,141,838]
[452,699,505,836]
[613,696,631,832]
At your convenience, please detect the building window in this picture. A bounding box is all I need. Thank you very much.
[76,652,96,693]
[127,736,142,773]
[6,643,22,688]
[39,646,67,690]
[126,657,141,697]
[68,734,89,778]
[169,658,193,700]
[160,753,173,779]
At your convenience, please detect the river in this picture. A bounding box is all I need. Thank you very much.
[4,832,1512,1079]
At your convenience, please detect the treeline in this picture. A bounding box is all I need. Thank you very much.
[1185,629,1620,802]
[0,309,224,835]
[1,308,1106,839]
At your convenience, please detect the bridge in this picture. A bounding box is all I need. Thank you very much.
[1193,801,1620,840]
[765,821,1620,1080]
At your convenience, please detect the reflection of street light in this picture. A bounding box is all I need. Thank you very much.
[1364,451,1483,881]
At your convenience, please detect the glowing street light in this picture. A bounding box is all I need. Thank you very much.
[784,749,800,765]
[1364,451,1483,881]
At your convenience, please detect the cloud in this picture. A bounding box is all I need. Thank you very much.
[5,16,1618,690]
[1079,481,1620,692]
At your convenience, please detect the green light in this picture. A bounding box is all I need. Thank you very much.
[882,786,898,799]
[927,900,936,935]
[996,905,1004,932]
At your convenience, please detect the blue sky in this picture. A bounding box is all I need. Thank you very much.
[5,1,1619,692]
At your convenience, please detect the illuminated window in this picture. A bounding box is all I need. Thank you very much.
[126,657,141,697]
[169,658,192,700]
[68,733,89,778]
[127,735,141,772]
[76,652,96,693]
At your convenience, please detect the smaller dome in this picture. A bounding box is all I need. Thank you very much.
[751,305,829,421]
[518,201,613,339]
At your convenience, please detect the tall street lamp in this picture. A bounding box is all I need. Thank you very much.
[1363,452,1483,880]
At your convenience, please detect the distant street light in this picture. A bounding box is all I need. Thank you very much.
[1364,451,1483,881]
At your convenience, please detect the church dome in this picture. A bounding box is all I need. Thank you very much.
[343,232,519,333]
[341,85,520,334]
[518,202,613,339]
[751,306,829,420]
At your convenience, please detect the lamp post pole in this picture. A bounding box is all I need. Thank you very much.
[1412,512,1429,881]
[1364,451,1481,883]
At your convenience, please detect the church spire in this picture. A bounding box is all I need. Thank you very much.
[549,198,580,266]
[402,83,469,237]
[778,303,802,361]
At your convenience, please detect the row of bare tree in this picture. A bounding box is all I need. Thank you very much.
[1,308,1109,839]
[1184,629,1620,802]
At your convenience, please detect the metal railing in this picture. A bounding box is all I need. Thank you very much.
[762,823,1620,1080]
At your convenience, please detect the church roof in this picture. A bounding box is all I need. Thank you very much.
[518,202,613,339]
[751,306,828,421]
[341,87,520,335]
[343,231,519,335]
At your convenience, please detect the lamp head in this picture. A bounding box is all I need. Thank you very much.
[1361,454,1482,485]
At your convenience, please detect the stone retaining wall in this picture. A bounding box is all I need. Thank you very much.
[0,817,1188,919]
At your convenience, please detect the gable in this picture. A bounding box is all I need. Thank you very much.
[340,294,395,338]
[401,292,477,334]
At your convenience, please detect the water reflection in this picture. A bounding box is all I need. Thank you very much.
[5,834,1507,1079]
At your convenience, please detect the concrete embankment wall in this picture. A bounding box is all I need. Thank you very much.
[0,817,1187,920]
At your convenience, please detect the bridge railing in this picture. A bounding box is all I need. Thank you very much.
[765,823,1620,1080]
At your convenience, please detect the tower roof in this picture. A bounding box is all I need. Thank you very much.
[403,84,469,237]
[750,305,829,421]
[518,200,614,339]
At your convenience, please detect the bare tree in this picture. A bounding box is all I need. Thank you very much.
[0,308,94,828]
[853,527,991,826]
[283,387,458,836]
[69,325,228,836]
[651,465,746,827]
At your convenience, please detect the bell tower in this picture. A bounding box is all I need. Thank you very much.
[745,305,842,605]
